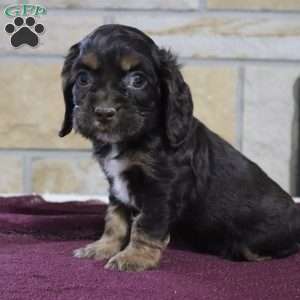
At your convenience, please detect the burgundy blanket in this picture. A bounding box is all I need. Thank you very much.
[1,195,300,300]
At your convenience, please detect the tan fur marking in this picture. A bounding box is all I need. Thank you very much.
[243,247,272,262]
[104,205,129,240]
[105,216,170,271]
[81,52,99,70]
[128,151,156,178]
[120,55,140,71]
[73,205,129,260]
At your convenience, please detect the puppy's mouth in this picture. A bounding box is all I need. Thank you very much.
[74,106,145,143]
[93,118,116,132]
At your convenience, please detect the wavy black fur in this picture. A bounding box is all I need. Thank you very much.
[60,24,300,261]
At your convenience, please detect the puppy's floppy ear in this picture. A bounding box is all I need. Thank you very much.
[159,49,193,147]
[59,43,80,137]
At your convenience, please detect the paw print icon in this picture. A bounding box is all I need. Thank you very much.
[5,16,45,48]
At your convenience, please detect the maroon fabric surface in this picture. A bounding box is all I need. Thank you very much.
[1,195,300,300]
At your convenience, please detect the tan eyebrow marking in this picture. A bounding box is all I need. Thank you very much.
[120,55,140,71]
[81,52,99,70]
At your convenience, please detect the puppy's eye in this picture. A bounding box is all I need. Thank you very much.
[127,72,147,89]
[77,71,92,86]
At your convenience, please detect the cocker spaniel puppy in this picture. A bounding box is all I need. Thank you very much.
[59,24,300,271]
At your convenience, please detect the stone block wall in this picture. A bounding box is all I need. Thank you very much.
[0,0,299,196]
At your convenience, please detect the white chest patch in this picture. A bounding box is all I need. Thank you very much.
[103,145,130,204]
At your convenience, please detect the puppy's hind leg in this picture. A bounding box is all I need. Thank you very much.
[242,247,272,262]
[74,204,130,261]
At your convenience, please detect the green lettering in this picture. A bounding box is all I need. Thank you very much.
[22,4,35,16]
[34,6,47,16]
[4,2,47,18]
[4,5,20,17]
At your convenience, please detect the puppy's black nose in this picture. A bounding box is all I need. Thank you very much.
[94,107,116,120]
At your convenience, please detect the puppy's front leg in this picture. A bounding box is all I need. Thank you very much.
[74,203,130,260]
[105,213,170,272]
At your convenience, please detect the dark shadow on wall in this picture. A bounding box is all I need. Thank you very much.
[291,78,300,197]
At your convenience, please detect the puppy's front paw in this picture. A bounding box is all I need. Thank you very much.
[104,247,161,272]
[73,239,121,261]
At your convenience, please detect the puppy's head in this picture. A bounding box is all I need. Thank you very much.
[59,24,193,147]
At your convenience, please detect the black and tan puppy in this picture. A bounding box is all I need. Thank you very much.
[59,24,300,271]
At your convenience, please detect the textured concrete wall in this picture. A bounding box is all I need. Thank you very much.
[0,0,299,195]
